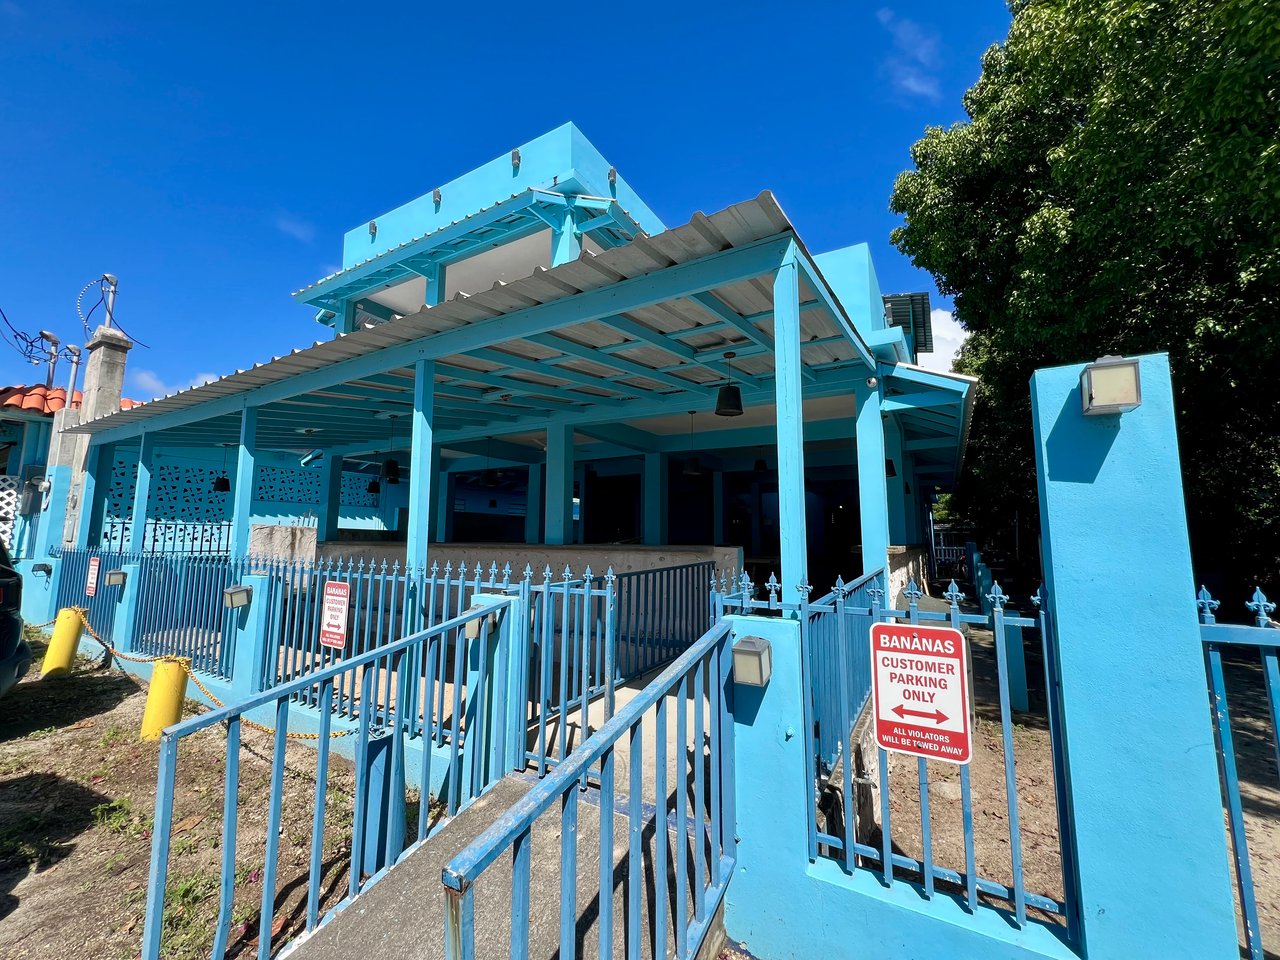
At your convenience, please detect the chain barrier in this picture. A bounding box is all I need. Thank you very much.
[64,607,348,741]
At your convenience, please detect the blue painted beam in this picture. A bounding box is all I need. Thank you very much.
[642,452,668,545]
[128,432,155,550]
[573,422,661,452]
[794,254,876,369]
[855,380,889,576]
[525,333,705,394]
[229,409,258,557]
[544,424,573,545]
[773,246,809,606]
[405,360,434,573]
[881,392,962,413]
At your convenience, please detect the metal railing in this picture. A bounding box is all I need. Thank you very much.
[1198,584,1279,960]
[101,519,233,555]
[441,618,736,960]
[613,561,715,681]
[716,567,1074,933]
[133,553,238,678]
[141,598,515,960]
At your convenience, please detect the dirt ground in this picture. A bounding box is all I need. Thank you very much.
[882,621,1280,953]
[0,632,383,960]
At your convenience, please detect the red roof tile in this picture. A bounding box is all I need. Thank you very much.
[0,385,141,416]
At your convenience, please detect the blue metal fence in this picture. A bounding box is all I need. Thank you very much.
[133,553,238,679]
[54,547,136,647]
[141,598,515,960]
[441,618,736,960]
[613,561,715,681]
[1198,584,1280,960]
[717,568,1075,933]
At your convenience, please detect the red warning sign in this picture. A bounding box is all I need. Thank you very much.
[870,622,971,764]
[85,556,100,598]
[319,581,350,650]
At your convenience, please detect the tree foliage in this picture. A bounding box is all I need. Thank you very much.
[890,0,1280,585]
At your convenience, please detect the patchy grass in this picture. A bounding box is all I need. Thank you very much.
[0,650,381,960]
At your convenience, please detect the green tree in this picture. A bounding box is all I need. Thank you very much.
[890,0,1280,588]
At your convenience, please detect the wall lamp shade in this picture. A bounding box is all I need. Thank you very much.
[1081,355,1142,415]
[715,383,743,417]
[366,478,381,495]
[223,584,253,609]
[733,635,772,687]
[32,562,52,576]
[212,475,231,493]
[383,459,401,484]
[682,457,704,478]
[885,459,897,479]
[103,569,128,588]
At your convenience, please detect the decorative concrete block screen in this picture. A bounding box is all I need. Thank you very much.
[0,474,18,548]
[105,455,379,522]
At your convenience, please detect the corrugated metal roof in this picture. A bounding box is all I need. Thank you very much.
[67,195,880,450]
[68,193,810,438]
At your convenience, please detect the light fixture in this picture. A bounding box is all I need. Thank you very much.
[380,413,400,485]
[32,562,52,576]
[367,477,381,496]
[368,220,377,240]
[683,411,703,477]
[733,635,773,687]
[1081,355,1142,415]
[511,148,521,167]
[885,458,897,479]
[715,351,744,417]
[103,569,127,588]
[212,442,232,492]
[223,584,253,609]
[432,188,442,205]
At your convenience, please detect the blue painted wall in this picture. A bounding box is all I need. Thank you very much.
[1031,353,1238,960]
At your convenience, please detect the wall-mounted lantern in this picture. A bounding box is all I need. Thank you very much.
[31,562,52,577]
[223,584,253,609]
[1081,355,1142,416]
[732,635,772,687]
[103,569,128,588]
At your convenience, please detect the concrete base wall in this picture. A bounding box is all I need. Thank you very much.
[888,544,929,603]
[316,541,743,576]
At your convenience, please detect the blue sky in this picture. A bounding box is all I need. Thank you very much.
[0,1,1011,398]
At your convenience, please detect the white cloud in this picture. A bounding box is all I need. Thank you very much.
[129,368,219,400]
[274,213,316,244]
[916,308,967,373]
[876,8,942,102]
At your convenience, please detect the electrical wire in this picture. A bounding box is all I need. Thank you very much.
[110,315,149,349]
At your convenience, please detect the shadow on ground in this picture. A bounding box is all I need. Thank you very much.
[0,773,110,920]
[0,671,138,742]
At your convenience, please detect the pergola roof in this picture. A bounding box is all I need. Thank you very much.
[66,192,970,486]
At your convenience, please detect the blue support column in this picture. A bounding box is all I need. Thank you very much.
[712,470,726,544]
[75,442,113,549]
[773,248,808,605]
[1032,353,1237,959]
[855,380,889,577]
[884,416,906,546]
[435,469,455,544]
[127,432,155,552]
[524,463,543,544]
[545,424,573,546]
[642,453,668,546]
[316,454,343,542]
[406,359,434,573]
[335,299,358,335]
[424,263,445,308]
[228,408,258,558]
[550,209,582,267]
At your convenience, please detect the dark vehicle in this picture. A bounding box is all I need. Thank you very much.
[0,539,29,699]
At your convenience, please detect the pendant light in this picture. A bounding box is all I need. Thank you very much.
[753,446,767,474]
[382,413,400,485]
[683,411,703,477]
[212,443,231,492]
[714,351,744,417]
[482,436,499,488]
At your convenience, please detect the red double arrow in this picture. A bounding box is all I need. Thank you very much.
[892,704,948,725]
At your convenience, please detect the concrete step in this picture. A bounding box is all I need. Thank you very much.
[286,772,717,960]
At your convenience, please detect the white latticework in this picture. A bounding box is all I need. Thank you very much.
[0,475,19,550]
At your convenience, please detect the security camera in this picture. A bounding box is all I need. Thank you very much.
[866,376,879,389]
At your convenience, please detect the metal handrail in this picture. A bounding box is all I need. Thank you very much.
[442,617,733,892]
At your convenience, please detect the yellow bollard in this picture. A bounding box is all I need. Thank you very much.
[140,658,190,741]
[41,608,84,678]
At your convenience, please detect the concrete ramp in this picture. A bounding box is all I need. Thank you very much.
[286,773,716,960]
